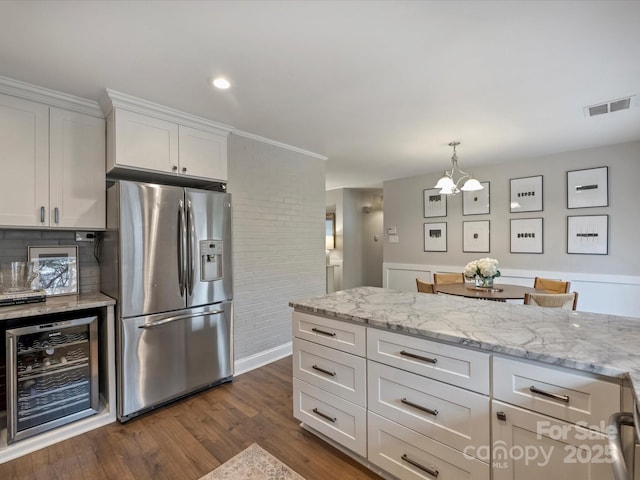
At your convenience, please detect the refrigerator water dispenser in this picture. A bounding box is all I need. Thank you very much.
[200,240,223,281]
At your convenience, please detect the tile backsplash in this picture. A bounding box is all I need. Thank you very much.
[0,230,100,294]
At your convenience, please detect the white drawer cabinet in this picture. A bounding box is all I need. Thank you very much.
[293,378,367,457]
[291,312,367,457]
[292,312,366,356]
[293,338,366,406]
[0,93,105,229]
[492,400,613,480]
[493,356,620,430]
[368,360,489,454]
[368,412,490,480]
[368,328,490,394]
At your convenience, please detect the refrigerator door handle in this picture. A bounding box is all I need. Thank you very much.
[138,309,225,329]
[178,199,187,297]
[186,199,195,296]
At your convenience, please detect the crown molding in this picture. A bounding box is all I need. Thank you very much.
[100,89,233,134]
[232,130,328,161]
[0,75,103,117]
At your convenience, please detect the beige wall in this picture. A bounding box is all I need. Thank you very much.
[383,140,640,275]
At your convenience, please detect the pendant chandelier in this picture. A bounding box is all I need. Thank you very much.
[434,141,483,195]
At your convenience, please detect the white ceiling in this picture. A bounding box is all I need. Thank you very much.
[1,0,639,190]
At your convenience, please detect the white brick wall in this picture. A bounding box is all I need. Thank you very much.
[0,230,100,293]
[228,134,326,360]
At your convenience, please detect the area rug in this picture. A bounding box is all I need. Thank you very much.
[200,443,306,480]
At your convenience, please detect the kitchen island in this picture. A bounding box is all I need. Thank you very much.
[290,286,640,479]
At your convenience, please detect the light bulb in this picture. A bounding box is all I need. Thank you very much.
[212,77,231,90]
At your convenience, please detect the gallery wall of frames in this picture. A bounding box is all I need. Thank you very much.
[422,166,609,256]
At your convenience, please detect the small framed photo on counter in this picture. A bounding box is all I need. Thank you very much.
[28,245,79,296]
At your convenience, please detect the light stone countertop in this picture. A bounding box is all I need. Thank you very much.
[290,286,640,399]
[0,292,115,322]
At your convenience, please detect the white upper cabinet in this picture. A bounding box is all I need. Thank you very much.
[0,94,49,227]
[102,90,231,183]
[178,125,227,180]
[0,89,105,229]
[49,108,106,229]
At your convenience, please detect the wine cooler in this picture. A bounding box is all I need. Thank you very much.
[6,315,98,443]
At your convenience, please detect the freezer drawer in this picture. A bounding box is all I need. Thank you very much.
[118,302,233,421]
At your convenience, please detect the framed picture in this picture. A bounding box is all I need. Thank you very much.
[424,222,447,252]
[510,218,543,254]
[567,215,608,255]
[462,182,490,215]
[423,188,447,218]
[463,220,490,252]
[28,245,79,296]
[510,175,543,212]
[567,166,608,208]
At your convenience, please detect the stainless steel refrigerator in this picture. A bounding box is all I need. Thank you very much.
[101,180,233,422]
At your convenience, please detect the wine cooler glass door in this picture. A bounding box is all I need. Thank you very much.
[6,315,98,443]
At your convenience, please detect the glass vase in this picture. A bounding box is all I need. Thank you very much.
[475,275,494,288]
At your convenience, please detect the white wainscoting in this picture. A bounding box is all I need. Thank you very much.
[383,262,640,319]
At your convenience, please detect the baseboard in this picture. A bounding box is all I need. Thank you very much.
[234,342,292,376]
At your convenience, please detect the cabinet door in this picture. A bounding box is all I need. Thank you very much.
[49,108,106,229]
[492,400,613,480]
[178,125,227,181]
[112,108,178,174]
[0,94,49,227]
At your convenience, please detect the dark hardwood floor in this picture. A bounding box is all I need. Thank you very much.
[0,356,381,480]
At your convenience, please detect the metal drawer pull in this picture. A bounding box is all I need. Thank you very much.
[40,206,45,223]
[54,207,59,224]
[312,407,336,423]
[401,454,439,478]
[312,365,336,377]
[529,385,570,403]
[311,327,336,337]
[401,397,438,416]
[400,350,437,364]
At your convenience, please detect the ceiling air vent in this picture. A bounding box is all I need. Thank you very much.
[584,95,636,117]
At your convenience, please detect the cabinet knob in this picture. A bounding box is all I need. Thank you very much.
[496,411,507,421]
[172,165,178,171]
[181,167,187,173]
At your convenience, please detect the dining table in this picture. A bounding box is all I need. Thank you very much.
[434,282,547,301]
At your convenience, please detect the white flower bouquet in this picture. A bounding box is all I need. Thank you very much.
[464,257,501,280]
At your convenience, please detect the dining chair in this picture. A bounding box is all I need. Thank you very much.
[433,272,465,285]
[524,292,578,310]
[533,277,571,294]
[416,279,436,294]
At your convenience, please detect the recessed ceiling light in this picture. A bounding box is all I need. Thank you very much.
[212,77,231,90]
